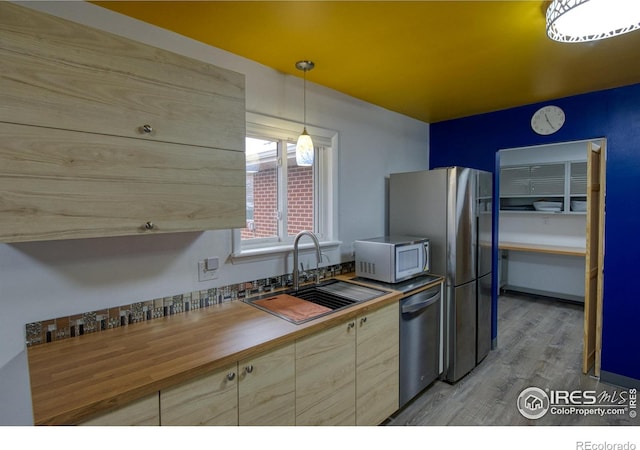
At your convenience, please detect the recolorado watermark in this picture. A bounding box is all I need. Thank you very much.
[516,386,637,420]
[576,442,636,450]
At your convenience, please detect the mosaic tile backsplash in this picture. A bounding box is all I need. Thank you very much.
[25,262,355,347]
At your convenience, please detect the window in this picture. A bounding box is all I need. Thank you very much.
[242,137,315,241]
[232,113,338,258]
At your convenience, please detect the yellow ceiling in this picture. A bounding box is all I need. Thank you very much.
[92,1,640,123]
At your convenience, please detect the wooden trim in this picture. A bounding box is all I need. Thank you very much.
[583,140,606,375]
[499,241,585,257]
[594,141,607,377]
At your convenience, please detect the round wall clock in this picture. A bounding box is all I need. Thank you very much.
[531,105,565,135]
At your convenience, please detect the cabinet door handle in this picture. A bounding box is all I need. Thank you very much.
[360,317,367,325]
[227,372,236,381]
[244,365,254,374]
[144,221,154,230]
[141,124,153,134]
[347,322,355,329]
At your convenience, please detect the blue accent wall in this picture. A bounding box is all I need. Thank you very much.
[430,83,640,385]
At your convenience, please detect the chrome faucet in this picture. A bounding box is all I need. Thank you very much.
[292,230,322,291]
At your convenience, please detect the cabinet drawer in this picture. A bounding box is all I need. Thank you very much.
[0,2,245,151]
[0,123,245,242]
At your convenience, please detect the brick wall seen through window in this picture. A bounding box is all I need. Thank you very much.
[241,165,313,239]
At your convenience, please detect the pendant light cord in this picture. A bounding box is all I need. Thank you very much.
[303,68,307,128]
[295,60,314,131]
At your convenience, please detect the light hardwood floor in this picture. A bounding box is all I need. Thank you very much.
[386,292,638,426]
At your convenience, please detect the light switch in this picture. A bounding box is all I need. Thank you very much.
[198,257,219,282]
[205,257,219,271]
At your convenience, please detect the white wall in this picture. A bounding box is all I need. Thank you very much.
[503,250,585,299]
[498,213,586,248]
[1,1,429,424]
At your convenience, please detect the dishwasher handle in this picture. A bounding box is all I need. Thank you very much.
[401,287,441,314]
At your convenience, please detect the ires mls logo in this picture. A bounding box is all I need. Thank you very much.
[517,387,550,419]
[517,386,637,420]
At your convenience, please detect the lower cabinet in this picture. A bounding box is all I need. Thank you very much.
[295,318,357,426]
[295,302,400,426]
[238,343,295,425]
[160,343,295,426]
[78,303,399,426]
[80,393,160,426]
[356,303,400,426]
[160,362,238,426]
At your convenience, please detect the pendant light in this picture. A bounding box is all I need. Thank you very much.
[547,0,640,42]
[295,60,314,167]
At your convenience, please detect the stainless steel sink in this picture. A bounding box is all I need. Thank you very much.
[245,279,387,324]
[312,280,387,302]
[289,286,357,311]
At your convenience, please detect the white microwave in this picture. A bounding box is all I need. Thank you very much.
[354,236,431,284]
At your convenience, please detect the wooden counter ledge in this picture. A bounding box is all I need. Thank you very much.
[499,241,586,257]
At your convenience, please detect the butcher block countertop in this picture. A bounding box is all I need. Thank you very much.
[27,275,407,425]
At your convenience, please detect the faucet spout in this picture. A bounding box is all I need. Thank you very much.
[292,230,322,291]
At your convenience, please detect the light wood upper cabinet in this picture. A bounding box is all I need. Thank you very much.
[0,123,246,242]
[295,320,357,426]
[161,363,238,426]
[80,394,160,426]
[355,303,400,426]
[0,2,244,151]
[238,343,295,426]
[0,3,246,243]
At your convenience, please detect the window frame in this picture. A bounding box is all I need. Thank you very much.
[231,112,340,261]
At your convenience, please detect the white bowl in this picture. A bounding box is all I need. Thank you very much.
[571,200,587,212]
[533,201,562,212]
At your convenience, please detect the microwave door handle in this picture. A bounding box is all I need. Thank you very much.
[401,291,440,314]
[422,245,429,272]
[423,244,428,271]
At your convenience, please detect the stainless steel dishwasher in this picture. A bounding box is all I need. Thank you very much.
[399,282,442,407]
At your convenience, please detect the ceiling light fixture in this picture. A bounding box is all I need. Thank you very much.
[295,60,314,167]
[546,0,640,42]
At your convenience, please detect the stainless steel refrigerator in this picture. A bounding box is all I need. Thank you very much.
[389,167,493,383]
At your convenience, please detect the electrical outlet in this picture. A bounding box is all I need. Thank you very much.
[198,261,218,282]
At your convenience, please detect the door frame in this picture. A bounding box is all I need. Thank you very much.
[583,140,606,375]
[495,138,607,376]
